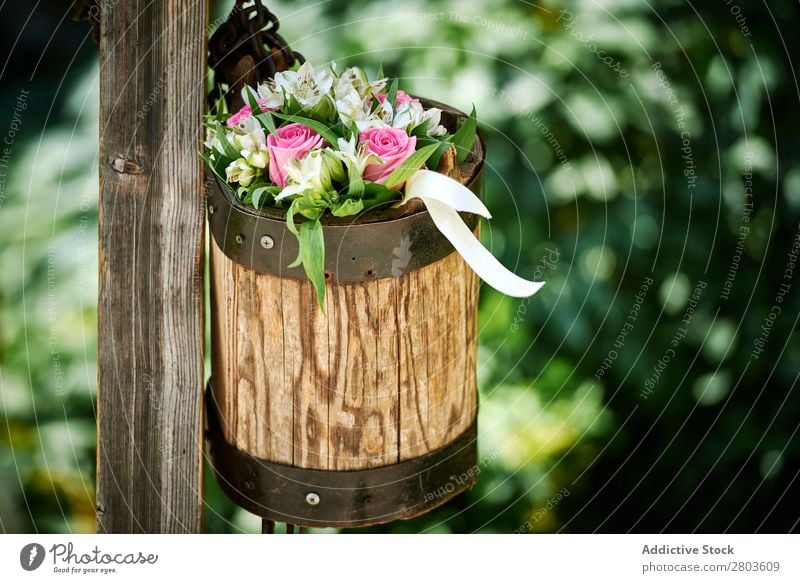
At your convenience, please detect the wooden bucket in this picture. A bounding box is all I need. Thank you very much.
[206,102,483,528]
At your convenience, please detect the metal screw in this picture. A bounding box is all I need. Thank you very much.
[208,204,215,215]
[260,235,274,249]
[235,234,245,245]
[305,492,320,506]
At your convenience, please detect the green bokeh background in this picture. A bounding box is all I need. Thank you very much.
[1,0,798,533]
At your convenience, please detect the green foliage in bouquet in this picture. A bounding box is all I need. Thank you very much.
[202,62,478,308]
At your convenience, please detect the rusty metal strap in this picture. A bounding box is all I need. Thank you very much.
[205,382,478,528]
[207,173,482,282]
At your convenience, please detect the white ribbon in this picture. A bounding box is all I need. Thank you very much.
[400,170,545,298]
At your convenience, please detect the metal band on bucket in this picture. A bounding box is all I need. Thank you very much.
[205,383,478,528]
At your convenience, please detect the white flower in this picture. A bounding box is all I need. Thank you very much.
[334,87,372,128]
[225,158,255,187]
[334,66,386,101]
[345,95,393,132]
[204,127,224,155]
[391,100,425,132]
[232,126,268,169]
[256,81,284,110]
[229,114,261,134]
[275,61,333,108]
[389,102,447,136]
[421,107,447,136]
[276,149,343,201]
[356,117,391,132]
[333,136,381,178]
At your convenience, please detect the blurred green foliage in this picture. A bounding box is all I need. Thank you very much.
[2,0,799,533]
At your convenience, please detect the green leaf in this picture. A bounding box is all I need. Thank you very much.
[417,135,453,170]
[210,93,228,117]
[307,96,335,122]
[451,105,478,163]
[256,112,277,135]
[243,85,261,113]
[382,143,439,190]
[361,181,402,210]
[283,93,304,116]
[332,198,364,217]
[200,152,227,184]
[348,174,365,198]
[288,219,326,310]
[250,185,279,209]
[410,119,431,137]
[214,123,242,161]
[271,112,341,145]
[286,200,300,236]
[376,64,384,80]
[386,78,398,109]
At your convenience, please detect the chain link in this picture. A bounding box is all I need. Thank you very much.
[209,0,304,108]
[70,0,100,43]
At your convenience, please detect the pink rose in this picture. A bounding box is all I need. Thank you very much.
[375,90,417,107]
[360,127,417,184]
[225,100,273,128]
[267,123,324,187]
[226,104,252,127]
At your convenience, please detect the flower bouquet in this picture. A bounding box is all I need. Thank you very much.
[203,61,542,307]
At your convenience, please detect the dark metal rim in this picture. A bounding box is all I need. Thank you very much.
[206,101,485,283]
[204,382,479,528]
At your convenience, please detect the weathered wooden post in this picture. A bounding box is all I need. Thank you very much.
[96,0,206,532]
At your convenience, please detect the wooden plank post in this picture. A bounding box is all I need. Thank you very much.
[96,0,206,532]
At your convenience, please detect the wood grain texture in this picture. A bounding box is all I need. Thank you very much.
[210,235,479,470]
[97,0,206,533]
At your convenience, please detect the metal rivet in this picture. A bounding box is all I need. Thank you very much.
[235,234,245,245]
[208,204,215,215]
[305,492,320,506]
[260,235,274,249]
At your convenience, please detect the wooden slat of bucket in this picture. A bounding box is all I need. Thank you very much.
[211,237,478,470]
[327,278,401,470]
